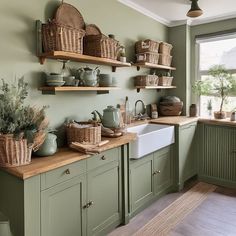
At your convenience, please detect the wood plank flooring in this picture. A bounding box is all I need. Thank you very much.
[109,183,236,236]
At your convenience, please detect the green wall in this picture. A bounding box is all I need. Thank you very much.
[0,0,168,144]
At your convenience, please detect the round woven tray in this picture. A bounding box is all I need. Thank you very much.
[54,2,85,30]
[85,24,102,36]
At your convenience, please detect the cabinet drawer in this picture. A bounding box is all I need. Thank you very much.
[87,148,119,171]
[41,160,86,190]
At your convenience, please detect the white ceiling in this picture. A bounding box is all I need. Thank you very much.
[118,0,236,26]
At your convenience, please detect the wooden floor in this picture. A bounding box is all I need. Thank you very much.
[109,183,236,236]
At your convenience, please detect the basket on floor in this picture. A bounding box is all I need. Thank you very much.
[0,135,32,167]
[135,39,159,54]
[136,52,159,64]
[159,42,173,55]
[42,2,86,53]
[84,24,119,60]
[66,122,101,145]
[158,76,173,86]
[134,75,159,86]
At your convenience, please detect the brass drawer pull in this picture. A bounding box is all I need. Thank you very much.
[65,169,70,175]
[153,170,161,175]
[83,201,94,209]
[101,155,106,160]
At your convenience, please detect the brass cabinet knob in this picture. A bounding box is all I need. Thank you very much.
[65,169,70,175]
[157,170,161,173]
[153,170,161,175]
[83,201,94,209]
[89,201,94,206]
[101,155,106,160]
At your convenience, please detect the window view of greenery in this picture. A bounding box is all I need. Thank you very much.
[198,37,236,117]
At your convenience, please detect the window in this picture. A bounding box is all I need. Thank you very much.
[197,34,236,117]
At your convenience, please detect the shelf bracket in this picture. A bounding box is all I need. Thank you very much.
[112,66,116,72]
[39,57,46,65]
[42,90,56,95]
[97,90,109,95]
[136,66,140,71]
[136,88,140,93]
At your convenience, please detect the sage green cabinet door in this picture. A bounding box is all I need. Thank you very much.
[41,175,86,236]
[154,146,173,195]
[130,154,154,214]
[87,160,121,236]
[200,125,236,184]
[179,123,197,183]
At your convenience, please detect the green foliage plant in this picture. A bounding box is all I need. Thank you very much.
[0,78,48,137]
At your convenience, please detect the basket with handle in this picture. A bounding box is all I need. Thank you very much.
[135,39,159,53]
[66,122,101,145]
[159,42,173,55]
[136,52,159,64]
[159,54,172,66]
[158,76,173,86]
[134,75,159,86]
[0,135,32,167]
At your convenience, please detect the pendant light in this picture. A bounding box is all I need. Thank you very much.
[187,0,203,18]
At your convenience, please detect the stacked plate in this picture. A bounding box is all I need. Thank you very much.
[46,73,65,87]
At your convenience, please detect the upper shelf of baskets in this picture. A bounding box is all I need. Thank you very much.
[132,62,176,71]
[135,85,176,93]
[39,86,120,95]
[38,51,131,72]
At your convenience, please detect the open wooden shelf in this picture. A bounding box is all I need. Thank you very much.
[135,85,176,93]
[39,86,120,95]
[38,51,131,72]
[133,62,176,71]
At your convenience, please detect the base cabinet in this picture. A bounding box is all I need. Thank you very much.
[199,124,236,188]
[129,146,173,216]
[176,122,197,190]
[41,175,86,236]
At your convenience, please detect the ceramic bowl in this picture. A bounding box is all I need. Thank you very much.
[47,74,63,82]
[63,76,75,86]
[99,74,112,87]
[46,80,65,87]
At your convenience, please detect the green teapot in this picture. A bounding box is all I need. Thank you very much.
[92,106,120,128]
[34,133,57,157]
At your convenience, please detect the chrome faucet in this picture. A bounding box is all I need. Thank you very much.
[134,100,148,120]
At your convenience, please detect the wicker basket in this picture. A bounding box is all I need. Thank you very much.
[84,35,118,59]
[0,135,32,167]
[158,76,173,86]
[159,102,183,116]
[159,42,173,55]
[42,21,85,53]
[159,54,172,66]
[136,52,159,64]
[135,40,159,53]
[66,122,101,145]
[134,75,159,86]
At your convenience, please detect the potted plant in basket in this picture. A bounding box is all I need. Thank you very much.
[0,78,48,167]
[192,65,236,119]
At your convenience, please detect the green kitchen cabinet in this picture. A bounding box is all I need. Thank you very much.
[176,122,197,190]
[129,146,174,216]
[129,154,154,215]
[41,174,86,236]
[153,146,173,196]
[87,149,122,236]
[199,124,236,188]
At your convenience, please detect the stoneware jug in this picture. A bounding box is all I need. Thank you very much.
[34,133,57,157]
[92,106,120,128]
[78,66,100,86]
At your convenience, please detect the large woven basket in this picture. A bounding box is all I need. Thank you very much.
[42,21,85,53]
[158,76,173,86]
[66,122,101,145]
[0,135,32,167]
[134,75,159,86]
[159,42,173,55]
[159,102,183,116]
[135,40,159,53]
[159,54,173,66]
[136,52,159,64]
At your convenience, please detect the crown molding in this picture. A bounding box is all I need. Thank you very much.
[118,0,236,28]
[117,0,171,26]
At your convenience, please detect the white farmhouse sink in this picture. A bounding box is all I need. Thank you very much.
[127,123,175,159]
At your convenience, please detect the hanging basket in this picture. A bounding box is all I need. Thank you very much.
[0,135,32,167]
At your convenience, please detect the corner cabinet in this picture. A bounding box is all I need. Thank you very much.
[129,145,174,217]
[198,124,236,188]
[175,122,198,191]
[0,147,123,236]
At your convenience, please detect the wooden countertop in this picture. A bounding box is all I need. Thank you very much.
[1,133,136,180]
[150,116,199,126]
[199,118,236,127]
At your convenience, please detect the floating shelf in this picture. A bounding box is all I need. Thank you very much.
[38,51,131,72]
[39,86,120,95]
[135,85,177,93]
[133,62,176,71]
